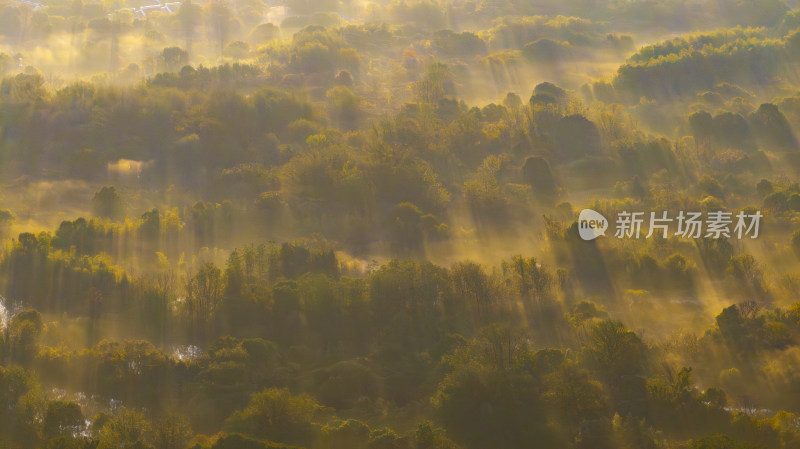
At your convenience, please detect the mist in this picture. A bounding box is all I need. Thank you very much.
[1,0,800,448]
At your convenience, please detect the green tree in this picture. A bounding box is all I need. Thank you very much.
[554,114,602,161]
[185,262,223,342]
[8,309,43,364]
[434,364,553,449]
[326,86,360,130]
[749,103,798,151]
[91,186,122,220]
[226,387,319,445]
[206,0,233,56]
[97,408,152,449]
[152,415,192,449]
[521,156,557,196]
[44,401,84,439]
[582,320,648,383]
[320,419,370,449]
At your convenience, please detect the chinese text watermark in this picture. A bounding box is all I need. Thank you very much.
[578,209,762,241]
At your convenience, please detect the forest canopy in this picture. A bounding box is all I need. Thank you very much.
[2,0,800,448]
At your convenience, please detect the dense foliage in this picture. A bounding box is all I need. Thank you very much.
[2,0,800,448]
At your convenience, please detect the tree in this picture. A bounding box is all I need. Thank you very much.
[44,401,84,439]
[612,414,660,449]
[531,82,567,106]
[715,304,751,352]
[546,363,605,436]
[689,110,713,154]
[226,387,319,446]
[503,92,522,110]
[554,114,602,161]
[185,262,223,342]
[335,70,353,86]
[313,360,379,410]
[575,418,614,449]
[206,0,233,56]
[177,0,198,58]
[727,254,771,304]
[249,23,278,44]
[91,186,122,220]
[0,366,41,447]
[144,256,175,319]
[97,408,151,449]
[414,62,454,103]
[434,364,553,449]
[224,41,250,59]
[712,112,756,153]
[327,86,360,130]
[523,39,570,63]
[368,427,404,449]
[320,419,370,449]
[749,103,798,151]
[385,202,426,254]
[450,261,495,323]
[0,72,46,104]
[152,415,192,449]
[431,30,486,57]
[688,434,752,449]
[502,255,554,303]
[8,309,43,364]
[414,420,460,449]
[792,229,800,260]
[210,433,292,449]
[160,47,189,71]
[582,320,648,383]
[522,156,556,196]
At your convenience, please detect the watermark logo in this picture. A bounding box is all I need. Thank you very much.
[578,209,608,241]
[577,209,762,241]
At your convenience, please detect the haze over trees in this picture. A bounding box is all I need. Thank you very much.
[3,0,800,448]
